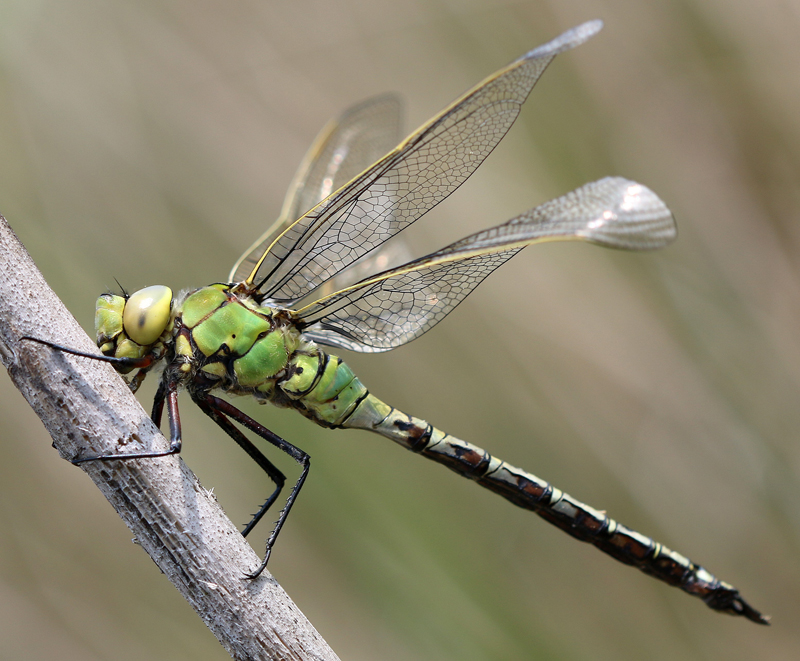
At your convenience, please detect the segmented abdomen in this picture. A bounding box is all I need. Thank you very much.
[342,393,765,622]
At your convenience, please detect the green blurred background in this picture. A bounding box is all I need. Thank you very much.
[1,0,798,659]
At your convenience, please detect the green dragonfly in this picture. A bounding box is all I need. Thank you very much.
[30,20,767,624]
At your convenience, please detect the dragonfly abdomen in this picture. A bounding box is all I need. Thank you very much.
[343,392,767,623]
[279,348,370,427]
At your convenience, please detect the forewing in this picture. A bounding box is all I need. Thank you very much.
[230,95,403,284]
[295,177,676,352]
[248,21,604,303]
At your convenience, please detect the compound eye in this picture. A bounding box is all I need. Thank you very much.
[123,285,173,346]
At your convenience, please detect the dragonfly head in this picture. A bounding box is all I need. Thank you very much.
[95,285,174,374]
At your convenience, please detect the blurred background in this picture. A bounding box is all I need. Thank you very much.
[1,0,799,659]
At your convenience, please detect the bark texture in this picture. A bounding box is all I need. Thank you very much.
[0,214,339,661]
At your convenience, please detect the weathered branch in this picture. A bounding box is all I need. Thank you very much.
[0,214,340,661]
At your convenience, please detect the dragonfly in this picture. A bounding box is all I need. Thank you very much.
[27,20,768,624]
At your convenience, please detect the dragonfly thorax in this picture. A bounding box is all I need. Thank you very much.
[175,285,298,389]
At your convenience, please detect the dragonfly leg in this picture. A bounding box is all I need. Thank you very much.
[191,393,287,538]
[21,335,176,462]
[73,380,182,464]
[21,336,157,375]
[151,379,167,429]
[194,393,310,578]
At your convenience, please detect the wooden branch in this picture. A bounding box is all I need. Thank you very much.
[0,214,340,661]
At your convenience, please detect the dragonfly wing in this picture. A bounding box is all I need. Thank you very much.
[295,177,676,352]
[249,20,604,304]
[229,95,403,284]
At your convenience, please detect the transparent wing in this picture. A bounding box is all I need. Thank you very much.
[229,94,403,284]
[246,20,604,304]
[294,178,676,353]
[308,238,414,302]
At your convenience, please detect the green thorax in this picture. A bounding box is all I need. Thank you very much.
[176,284,299,389]
[177,285,371,427]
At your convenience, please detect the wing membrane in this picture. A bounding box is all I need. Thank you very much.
[230,94,403,284]
[294,178,676,352]
[248,20,604,304]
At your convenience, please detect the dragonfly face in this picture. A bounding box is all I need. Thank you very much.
[28,20,766,622]
[95,285,173,377]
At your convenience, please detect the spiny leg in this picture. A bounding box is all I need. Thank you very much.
[196,394,310,579]
[20,336,178,462]
[191,392,287,537]
[74,380,183,464]
[151,379,167,428]
[22,336,157,395]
